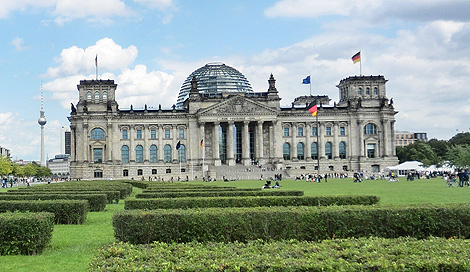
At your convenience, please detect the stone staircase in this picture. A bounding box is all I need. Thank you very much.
[207,164,289,181]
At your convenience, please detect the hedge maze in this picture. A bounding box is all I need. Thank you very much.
[0,180,131,255]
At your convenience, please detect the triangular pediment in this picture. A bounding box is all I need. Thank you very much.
[198,95,278,117]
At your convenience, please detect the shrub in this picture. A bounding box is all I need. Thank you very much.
[5,190,119,204]
[135,190,304,199]
[0,200,88,224]
[89,237,470,271]
[0,193,106,212]
[0,212,54,255]
[113,204,470,244]
[125,195,379,210]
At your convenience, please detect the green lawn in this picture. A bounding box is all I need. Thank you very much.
[0,177,469,271]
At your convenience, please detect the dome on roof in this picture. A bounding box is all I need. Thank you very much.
[176,62,253,108]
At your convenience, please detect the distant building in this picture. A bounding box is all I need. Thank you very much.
[0,146,10,157]
[47,154,71,176]
[61,127,72,156]
[395,131,428,147]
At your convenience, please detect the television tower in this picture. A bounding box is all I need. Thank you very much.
[38,85,47,166]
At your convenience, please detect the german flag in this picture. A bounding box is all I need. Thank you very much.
[200,139,204,148]
[352,51,361,64]
[308,104,318,117]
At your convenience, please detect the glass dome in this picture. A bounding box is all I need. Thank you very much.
[176,62,253,108]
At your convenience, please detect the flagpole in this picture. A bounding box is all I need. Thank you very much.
[360,51,362,76]
[309,74,311,96]
[316,109,320,180]
[95,54,98,80]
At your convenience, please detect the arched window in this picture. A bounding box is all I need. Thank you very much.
[297,142,305,160]
[121,146,129,163]
[150,145,157,162]
[339,141,346,159]
[102,91,108,100]
[178,145,186,162]
[164,144,172,162]
[373,87,378,95]
[358,87,363,95]
[91,128,105,140]
[311,142,318,160]
[86,92,92,100]
[94,91,100,100]
[283,143,291,160]
[325,142,332,159]
[364,123,378,135]
[135,145,143,163]
[366,87,370,95]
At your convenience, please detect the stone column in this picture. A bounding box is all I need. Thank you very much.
[242,121,250,165]
[319,122,325,159]
[359,121,365,157]
[382,120,389,157]
[391,121,396,156]
[305,123,311,160]
[199,122,205,162]
[158,125,163,162]
[213,122,220,166]
[291,123,297,161]
[107,119,113,162]
[227,121,235,166]
[143,124,149,162]
[257,121,264,161]
[273,120,283,162]
[83,124,88,162]
[333,122,340,159]
[268,123,273,162]
[129,125,135,162]
[172,125,178,162]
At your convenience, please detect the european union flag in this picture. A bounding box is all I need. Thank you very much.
[302,76,310,84]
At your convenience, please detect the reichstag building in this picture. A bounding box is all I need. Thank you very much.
[68,63,398,180]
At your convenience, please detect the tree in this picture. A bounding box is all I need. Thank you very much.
[447,145,470,169]
[36,166,52,177]
[427,138,449,163]
[11,162,24,177]
[0,155,12,176]
[449,132,470,146]
[23,163,37,177]
[396,141,440,167]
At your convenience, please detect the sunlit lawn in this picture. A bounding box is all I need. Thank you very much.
[0,177,469,271]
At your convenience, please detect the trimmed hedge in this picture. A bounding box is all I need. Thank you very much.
[5,190,120,204]
[89,237,470,271]
[125,195,380,210]
[0,200,88,224]
[18,182,133,198]
[135,190,304,199]
[0,193,106,212]
[0,212,54,255]
[141,187,259,193]
[113,204,470,244]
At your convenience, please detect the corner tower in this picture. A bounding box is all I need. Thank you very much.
[76,79,118,114]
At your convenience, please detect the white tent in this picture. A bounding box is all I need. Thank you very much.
[386,161,425,176]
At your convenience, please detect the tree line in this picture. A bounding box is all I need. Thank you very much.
[396,132,470,169]
[0,156,51,178]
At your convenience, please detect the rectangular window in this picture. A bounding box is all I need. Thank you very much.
[123,169,128,176]
[136,129,142,139]
[151,129,156,139]
[340,127,345,135]
[326,127,332,136]
[298,127,304,137]
[94,170,103,178]
[312,127,318,136]
[367,144,376,158]
[93,148,103,163]
[122,130,128,139]
[284,127,289,137]
[137,169,143,176]
[165,129,170,139]
[152,169,157,175]
[179,128,184,139]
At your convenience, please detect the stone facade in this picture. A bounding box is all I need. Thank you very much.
[68,73,398,180]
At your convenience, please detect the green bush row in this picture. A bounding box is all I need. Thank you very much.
[0,193,106,212]
[113,204,470,244]
[141,187,260,193]
[135,190,304,199]
[0,212,54,256]
[19,181,133,198]
[125,195,380,210]
[0,200,88,224]
[20,186,131,199]
[89,237,470,272]
[4,190,120,204]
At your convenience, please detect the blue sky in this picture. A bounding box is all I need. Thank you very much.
[1,0,470,161]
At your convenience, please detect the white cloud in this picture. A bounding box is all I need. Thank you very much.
[45,38,138,78]
[133,0,173,10]
[10,37,30,51]
[53,0,129,24]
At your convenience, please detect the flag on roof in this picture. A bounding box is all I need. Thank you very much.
[302,75,310,84]
[176,141,181,150]
[352,51,361,64]
[308,104,318,117]
[200,139,203,148]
